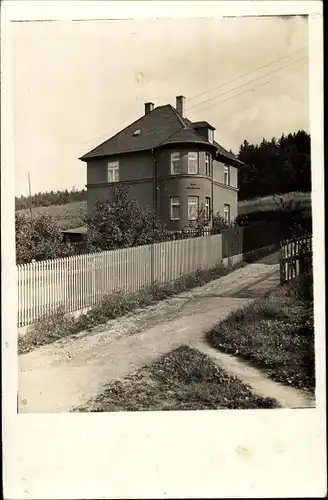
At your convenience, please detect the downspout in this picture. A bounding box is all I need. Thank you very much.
[211,151,214,230]
[151,148,158,284]
[151,148,158,215]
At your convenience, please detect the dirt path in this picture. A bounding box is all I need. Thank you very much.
[19,252,313,413]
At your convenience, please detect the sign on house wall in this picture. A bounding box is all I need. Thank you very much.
[186,182,200,190]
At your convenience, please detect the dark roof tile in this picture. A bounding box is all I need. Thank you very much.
[80,105,181,160]
[158,126,217,148]
[80,104,243,166]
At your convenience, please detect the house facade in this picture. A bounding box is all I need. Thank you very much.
[80,96,242,230]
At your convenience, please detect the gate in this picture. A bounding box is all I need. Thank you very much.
[280,236,312,284]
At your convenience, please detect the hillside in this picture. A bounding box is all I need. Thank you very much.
[16,192,312,230]
[16,201,87,230]
[238,191,311,215]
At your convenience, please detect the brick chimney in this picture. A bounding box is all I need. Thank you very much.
[145,102,154,114]
[176,95,186,117]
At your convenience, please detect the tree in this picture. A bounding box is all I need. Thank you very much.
[15,213,74,264]
[15,213,35,264]
[15,188,87,211]
[274,196,311,239]
[85,184,167,251]
[237,130,311,200]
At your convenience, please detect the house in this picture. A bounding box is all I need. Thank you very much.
[79,95,243,230]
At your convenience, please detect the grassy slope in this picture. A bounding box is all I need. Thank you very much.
[238,191,311,215]
[16,192,311,229]
[16,201,87,230]
[74,345,279,412]
[206,275,314,391]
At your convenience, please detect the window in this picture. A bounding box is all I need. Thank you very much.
[170,152,181,175]
[224,204,230,224]
[108,161,119,183]
[188,152,199,174]
[224,165,230,185]
[208,129,214,143]
[170,196,180,221]
[205,197,211,220]
[205,153,212,176]
[188,196,199,221]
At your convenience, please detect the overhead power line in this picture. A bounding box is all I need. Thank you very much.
[81,60,306,157]
[195,61,307,115]
[81,50,307,148]
[187,46,306,103]
[188,55,307,113]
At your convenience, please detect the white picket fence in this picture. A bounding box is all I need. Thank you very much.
[17,234,223,327]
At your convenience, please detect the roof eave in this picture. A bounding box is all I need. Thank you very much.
[79,146,153,162]
[155,140,218,152]
[192,122,216,131]
[216,152,244,167]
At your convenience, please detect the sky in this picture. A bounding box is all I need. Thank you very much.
[11,15,309,197]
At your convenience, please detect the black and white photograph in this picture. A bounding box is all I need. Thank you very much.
[14,11,315,414]
[1,1,325,498]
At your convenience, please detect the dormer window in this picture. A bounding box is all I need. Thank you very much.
[208,129,214,143]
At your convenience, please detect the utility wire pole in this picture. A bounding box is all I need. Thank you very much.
[28,172,33,223]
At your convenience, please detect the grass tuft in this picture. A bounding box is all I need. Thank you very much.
[206,273,314,391]
[73,345,279,412]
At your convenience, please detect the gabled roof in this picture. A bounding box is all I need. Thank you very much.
[183,117,240,164]
[158,126,217,149]
[190,120,216,130]
[80,104,243,166]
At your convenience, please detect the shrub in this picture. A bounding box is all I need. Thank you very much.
[16,213,75,264]
[85,184,167,252]
[18,307,81,354]
[212,212,232,233]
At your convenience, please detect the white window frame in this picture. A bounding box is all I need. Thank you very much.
[205,197,211,220]
[107,161,119,183]
[188,152,199,174]
[170,152,181,175]
[224,165,230,185]
[205,153,212,177]
[188,196,199,221]
[224,203,230,224]
[208,129,214,143]
[170,196,180,221]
